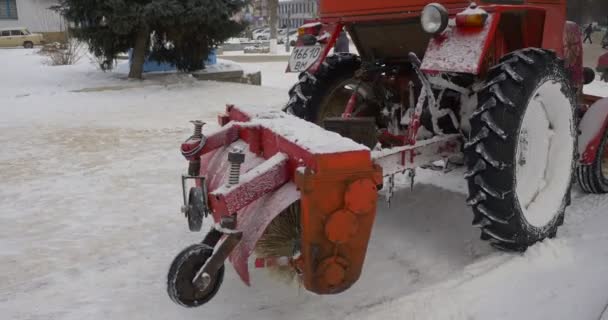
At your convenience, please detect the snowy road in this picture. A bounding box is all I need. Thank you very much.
[1,49,608,320]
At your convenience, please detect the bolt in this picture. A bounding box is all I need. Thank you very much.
[190,120,205,139]
[227,147,245,186]
[220,215,237,229]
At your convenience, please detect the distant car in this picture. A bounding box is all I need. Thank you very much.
[280,30,298,46]
[252,27,270,40]
[256,30,271,40]
[0,27,44,48]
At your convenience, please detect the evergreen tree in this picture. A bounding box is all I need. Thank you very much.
[151,0,247,71]
[55,0,248,79]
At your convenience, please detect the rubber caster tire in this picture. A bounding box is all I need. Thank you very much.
[187,187,205,232]
[167,244,225,308]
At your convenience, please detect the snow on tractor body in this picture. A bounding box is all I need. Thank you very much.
[168,0,608,307]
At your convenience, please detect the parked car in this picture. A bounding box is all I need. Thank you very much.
[252,27,270,40]
[255,30,271,40]
[0,27,44,48]
[279,30,298,46]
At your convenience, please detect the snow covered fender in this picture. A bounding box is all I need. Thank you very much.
[421,13,498,75]
[579,97,608,165]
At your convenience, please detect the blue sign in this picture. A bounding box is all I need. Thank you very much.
[129,49,217,73]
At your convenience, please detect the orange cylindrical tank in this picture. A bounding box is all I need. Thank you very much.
[295,153,382,294]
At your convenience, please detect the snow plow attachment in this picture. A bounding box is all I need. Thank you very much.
[168,105,382,306]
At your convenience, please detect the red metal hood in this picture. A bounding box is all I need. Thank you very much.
[320,0,470,18]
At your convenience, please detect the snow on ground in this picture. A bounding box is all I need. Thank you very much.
[2,48,608,320]
[241,62,298,89]
[586,77,608,97]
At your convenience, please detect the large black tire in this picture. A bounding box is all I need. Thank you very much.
[465,48,576,251]
[167,244,225,307]
[23,41,34,49]
[284,53,361,124]
[577,129,608,193]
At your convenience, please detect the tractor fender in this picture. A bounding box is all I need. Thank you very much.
[421,13,499,75]
[310,22,343,74]
[579,97,608,165]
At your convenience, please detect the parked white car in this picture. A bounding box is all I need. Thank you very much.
[255,30,271,40]
[252,28,270,40]
[279,30,299,46]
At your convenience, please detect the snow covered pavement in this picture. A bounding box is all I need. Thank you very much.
[1,49,608,320]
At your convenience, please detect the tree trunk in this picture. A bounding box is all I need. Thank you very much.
[269,0,278,39]
[128,26,149,79]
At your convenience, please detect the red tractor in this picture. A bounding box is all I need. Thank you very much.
[167,0,608,307]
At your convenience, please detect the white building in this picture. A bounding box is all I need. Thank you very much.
[279,0,318,28]
[0,0,65,40]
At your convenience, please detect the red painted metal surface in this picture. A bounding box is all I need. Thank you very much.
[315,1,567,75]
[182,105,468,291]
[286,22,342,74]
[319,0,469,19]
[372,134,462,176]
[598,52,608,70]
[190,105,379,289]
[341,91,358,118]
[421,3,563,75]
[579,98,608,165]
[209,154,290,217]
[308,22,342,74]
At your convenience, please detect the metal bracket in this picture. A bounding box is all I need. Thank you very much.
[408,169,416,191]
[407,52,460,141]
[385,175,395,207]
[192,222,242,290]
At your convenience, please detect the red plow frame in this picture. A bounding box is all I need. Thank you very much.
[175,104,461,299]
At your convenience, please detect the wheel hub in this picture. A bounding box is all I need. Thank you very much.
[318,79,372,124]
[515,81,574,228]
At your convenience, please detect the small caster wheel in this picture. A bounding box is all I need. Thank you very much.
[187,187,206,232]
[167,244,225,307]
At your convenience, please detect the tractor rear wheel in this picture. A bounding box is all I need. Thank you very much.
[285,53,375,125]
[465,48,576,251]
[577,128,608,193]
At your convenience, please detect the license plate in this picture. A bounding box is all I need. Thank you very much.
[288,46,323,73]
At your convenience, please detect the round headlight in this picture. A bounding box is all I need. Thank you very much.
[421,3,449,35]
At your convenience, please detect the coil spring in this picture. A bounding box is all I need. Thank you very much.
[228,161,241,186]
[193,122,203,139]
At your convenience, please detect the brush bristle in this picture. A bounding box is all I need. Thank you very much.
[255,202,301,285]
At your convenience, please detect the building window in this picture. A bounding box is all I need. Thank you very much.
[0,0,17,19]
